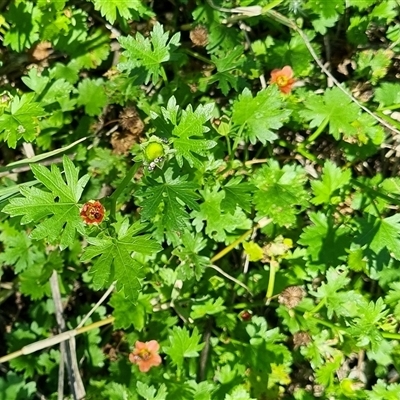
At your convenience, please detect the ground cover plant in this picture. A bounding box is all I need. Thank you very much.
[1,0,400,399]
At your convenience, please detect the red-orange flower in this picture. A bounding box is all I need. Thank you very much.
[129,340,162,372]
[270,66,295,94]
[80,200,105,225]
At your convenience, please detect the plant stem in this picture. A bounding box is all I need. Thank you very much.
[182,48,214,65]
[307,315,347,333]
[226,136,232,158]
[210,228,253,263]
[381,331,400,340]
[308,297,326,315]
[352,180,400,206]
[266,261,278,302]
[379,104,400,111]
[109,163,140,221]
[278,139,320,164]
[301,116,329,146]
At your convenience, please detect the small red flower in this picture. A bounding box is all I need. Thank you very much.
[129,340,162,372]
[80,200,105,225]
[270,66,295,94]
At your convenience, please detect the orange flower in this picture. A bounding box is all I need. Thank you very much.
[270,66,295,94]
[80,200,105,225]
[129,340,162,372]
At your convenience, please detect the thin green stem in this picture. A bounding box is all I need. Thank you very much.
[160,66,168,82]
[226,136,232,158]
[261,0,285,12]
[109,163,140,221]
[266,261,278,301]
[378,104,400,112]
[374,110,400,132]
[308,297,326,315]
[210,228,253,263]
[352,180,400,206]
[307,316,347,333]
[381,331,400,340]
[182,48,214,65]
[308,315,400,341]
[278,139,320,164]
[302,117,329,146]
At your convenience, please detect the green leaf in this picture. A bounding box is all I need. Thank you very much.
[76,78,108,116]
[0,372,36,400]
[301,330,339,369]
[252,161,309,226]
[370,0,397,21]
[7,323,42,378]
[81,219,161,303]
[0,222,44,274]
[348,298,389,349]
[85,317,106,368]
[18,246,61,300]
[99,382,133,400]
[22,68,76,111]
[298,212,350,272]
[368,381,400,400]
[232,86,291,144]
[299,87,359,140]
[356,214,400,260]
[137,168,200,240]
[163,326,204,368]
[91,0,150,24]
[192,187,251,242]
[188,381,216,400]
[311,160,351,205]
[243,242,264,262]
[310,267,363,318]
[357,49,392,84]
[305,0,344,34]
[347,246,367,273]
[171,102,217,168]
[347,0,376,10]
[385,282,400,319]
[208,46,245,95]
[37,1,70,41]
[374,82,400,107]
[225,387,256,400]
[0,94,45,148]
[367,339,394,367]
[381,177,400,195]
[315,354,343,388]
[172,232,210,281]
[3,1,41,51]
[118,22,181,84]
[222,177,254,214]
[190,297,226,320]
[268,34,314,76]
[65,28,110,70]
[19,263,52,300]
[3,156,89,249]
[110,291,150,330]
[137,382,168,400]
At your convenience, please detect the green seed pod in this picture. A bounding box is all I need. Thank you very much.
[144,142,165,162]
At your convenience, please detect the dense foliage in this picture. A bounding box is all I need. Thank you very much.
[1,0,400,399]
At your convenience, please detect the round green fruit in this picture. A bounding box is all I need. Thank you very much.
[144,142,164,162]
